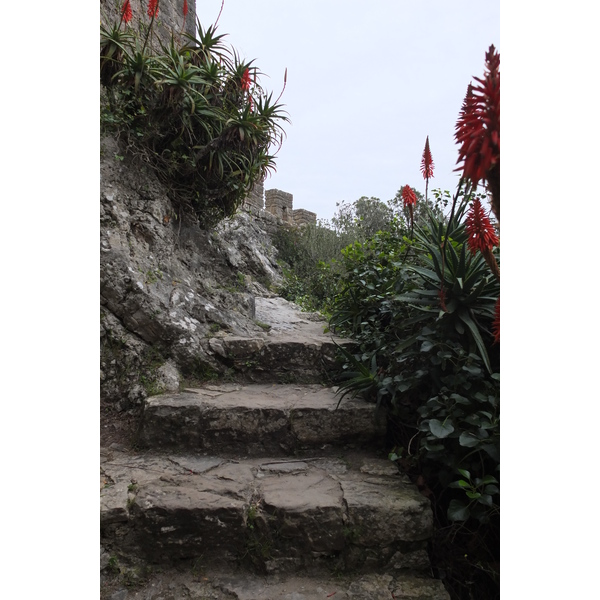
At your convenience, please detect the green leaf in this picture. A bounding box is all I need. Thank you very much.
[450,393,470,405]
[457,309,492,373]
[480,475,499,485]
[462,364,482,376]
[447,499,470,522]
[481,444,500,461]
[477,493,493,507]
[449,479,471,489]
[428,419,455,438]
[459,432,480,448]
[457,468,471,479]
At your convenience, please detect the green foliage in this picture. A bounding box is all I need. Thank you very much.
[273,194,417,313]
[272,224,346,313]
[100,16,289,227]
[331,196,402,241]
[329,189,500,528]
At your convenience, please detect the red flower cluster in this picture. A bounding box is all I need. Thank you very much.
[147,0,159,19]
[455,45,500,191]
[401,185,417,208]
[183,0,188,17]
[241,68,251,92]
[121,0,132,24]
[465,198,498,255]
[420,136,434,180]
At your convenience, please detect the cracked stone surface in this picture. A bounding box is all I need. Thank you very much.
[138,383,386,454]
[101,451,433,573]
[101,568,449,599]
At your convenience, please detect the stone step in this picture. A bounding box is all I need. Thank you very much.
[101,450,436,578]
[207,334,346,383]
[138,383,386,455]
[101,566,450,599]
[205,297,354,383]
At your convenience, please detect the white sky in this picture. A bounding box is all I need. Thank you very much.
[197,0,500,220]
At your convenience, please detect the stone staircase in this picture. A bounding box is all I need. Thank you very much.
[100,297,450,599]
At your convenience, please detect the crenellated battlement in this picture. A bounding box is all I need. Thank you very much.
[244,183,317,227]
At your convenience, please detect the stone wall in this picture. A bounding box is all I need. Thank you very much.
[244,181,265,211]
[265,189,294,223]
[100,0,195,43]
[246,184,317,227]
[293,209,317,227]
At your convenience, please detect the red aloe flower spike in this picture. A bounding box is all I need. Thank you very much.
[492,297,500,344]
[401,185,417,208]
[121,0,133,24]
[182,0,188,29]
[147,0,159,19]
[465,198,500,279]
[465,198,498,254]
[421,135,434,203]
[421,136,434,180]
[401,185,417,235]
[455,45,500,223]
[241,68,251,92]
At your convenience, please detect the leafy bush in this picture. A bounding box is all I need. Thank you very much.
[329,186,500,596]
[100,7,289,227]
[271,224,344,313]
[331,187,499,517]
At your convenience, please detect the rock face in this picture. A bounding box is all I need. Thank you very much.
[101,135,297,407]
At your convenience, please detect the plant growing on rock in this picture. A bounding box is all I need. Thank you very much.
[100,0,289,227]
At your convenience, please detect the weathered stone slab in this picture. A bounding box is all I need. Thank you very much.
[129,476,248,562]
[222,337,265,358]
[340,477,434,545]
[102,568,450,600]
[207,296,354,383]
[257,471,346,557]
[101,450,437,576]
[290,396,386,447]
[139,384,386,455]
[100,481,130,526]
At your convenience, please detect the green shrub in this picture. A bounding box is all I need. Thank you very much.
[330,188,499,525]
[100,13,289,227]
[272,223,347,314]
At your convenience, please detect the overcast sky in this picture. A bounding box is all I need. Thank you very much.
[196,0,500,221]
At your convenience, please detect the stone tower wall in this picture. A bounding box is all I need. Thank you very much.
[245,181,265,211]
[265,189,294,223]
[100,0,196,44]
[293,209,318,227]
[245,184,317,227]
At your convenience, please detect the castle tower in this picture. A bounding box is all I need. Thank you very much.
[265,189,294,223]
